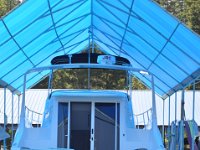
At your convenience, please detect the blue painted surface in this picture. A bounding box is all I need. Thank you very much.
[0,0,199,98]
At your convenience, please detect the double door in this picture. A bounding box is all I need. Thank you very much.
[57,102,120,150]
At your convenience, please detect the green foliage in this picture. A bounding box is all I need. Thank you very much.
[0,0,20,17]
[34,69,147,90]
[0,0,7,17]
[181,0,200,34]
[154,0,200,34]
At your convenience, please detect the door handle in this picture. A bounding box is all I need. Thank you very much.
[91,129,94,134]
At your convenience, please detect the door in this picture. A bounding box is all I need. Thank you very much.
[57,103,69,148]
[94,103,120,150]
[57,102,120,150]
[70,102,91,150]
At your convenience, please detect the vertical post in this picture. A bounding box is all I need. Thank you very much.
[192,81,195,121]
[128,72,134,127]
[167,96,171,149]
[91,0,94,53]
[128,72,132,100]
[174,92,177,149]
[88,29,91,89]
[179,89,185,150]
[3,87,7,150]
[18,95,20,124]
[162,100,165,144]
[20,74,27,127]
[48,70,53,96]
[192,81,196,150]
[151,75,157,127]
[11,92,14,143]
[181,90,185,122]
[175,92,177,123]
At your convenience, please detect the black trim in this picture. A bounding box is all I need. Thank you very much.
[51,53,130,66]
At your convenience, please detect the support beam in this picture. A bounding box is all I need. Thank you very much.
[181,90,185,121]
[20,74,27,128]
[91,0,94,53]
[162,99,165,143]
[179,89,185,150]
[151,75,157,126]
[48,70,53,96]
[192,81,196,150]
[119,0,135,56]
[192,81,195,120]
[174,92,178,149]
[87,30,91,89]
[3,88,7,150]
[11,92,14,143]
[128,72,133,100]
[167,96,171,149]
[18,95,21,124]
[175,92,177,123]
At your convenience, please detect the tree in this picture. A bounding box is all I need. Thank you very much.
[0,0,21,17]
[0,0,7,17]
[154,0,200,34]
[181,0,200,34]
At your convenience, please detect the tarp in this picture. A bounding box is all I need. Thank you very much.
[0,0,199,99]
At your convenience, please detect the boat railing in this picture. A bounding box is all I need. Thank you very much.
[25,106,43,128]
[134,108,152,129]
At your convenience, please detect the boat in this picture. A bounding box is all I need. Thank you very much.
[12,54,164,150]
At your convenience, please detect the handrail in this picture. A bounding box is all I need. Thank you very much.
[25,106,42,116]
[25,106,43,127]
[20,63,154,129]
[134,108,152,129]
[134,108,152,117]
[25,63,152,75]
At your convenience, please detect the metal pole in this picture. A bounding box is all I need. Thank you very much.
[192,81,195,120]
[3,87,7,150]
[192,81,196,150]
[174,92,177,149]
[167,96,171,149]
[11,92,14,143]
[20,74,27,127]
[151,75,157,126]
[175,92,177,123]
[91,0,94,53]
[48,69,53,95]
[18,95,20,124]
[151,74,160,147]
[88,30,91,89]
[179,89,185,150]
[162,100,165,143]
[128,72,132,100]
[181,90,185,121]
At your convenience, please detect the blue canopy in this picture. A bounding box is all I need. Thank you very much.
[0,0,199,99]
